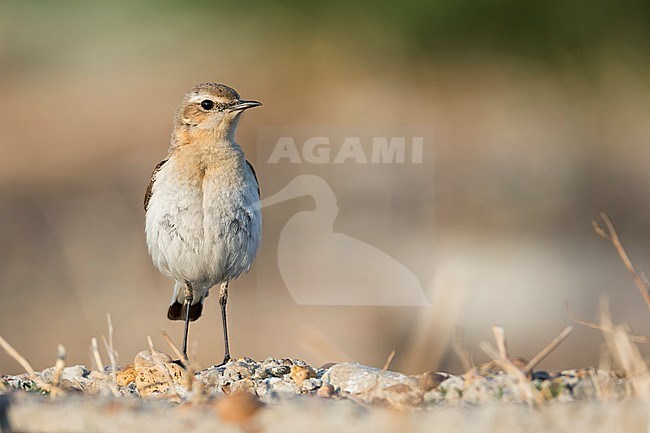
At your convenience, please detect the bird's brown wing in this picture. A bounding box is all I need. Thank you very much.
[246,160,260,197]
[144,158,169,211]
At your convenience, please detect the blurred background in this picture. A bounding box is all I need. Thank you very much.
[1,0,649,375]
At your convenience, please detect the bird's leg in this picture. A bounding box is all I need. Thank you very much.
[218,282,231,366]
[182,281,193,361]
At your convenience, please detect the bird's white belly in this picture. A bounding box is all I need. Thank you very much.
[145,160,262,289]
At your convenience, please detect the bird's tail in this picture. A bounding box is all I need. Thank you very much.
[167,282,204,321]
[167,301,203,321]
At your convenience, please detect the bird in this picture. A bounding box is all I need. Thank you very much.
[144,82,262,364]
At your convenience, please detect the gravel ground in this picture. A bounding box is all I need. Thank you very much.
[1,350,645,433]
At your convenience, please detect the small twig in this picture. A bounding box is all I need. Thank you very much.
[598,297,650,397]
[567,303,650,343]
[146,336,180,398]
[492,326,509,360]
[51,345,66,387]
[480,342,542,406]
[593,212,650,314]
[566,302,603,331]
[101,337,116,382]
[187,341,202,399]
[588,368,604,402]
[104,313,118,382]
[147,336,156,353]
[0,335,51,393]
[91,337,105,372]
[161,330,187,365]
[0,335,38,380]
[524,326,573,374]
[382,350,396,372]
[161,329,195,393]
[453,328,474,372]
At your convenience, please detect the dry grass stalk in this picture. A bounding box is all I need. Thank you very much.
[597,298,650,399]
[598,343,613,376]
[492,327,509,360]
[483,327,543,405]
[161,329,198,395]
[567,303,650,343]
[592,212,650,315]
[453,328,475,372]
[480,341,542,406]
[91,337,105,372]
[146,336,156,353]
[594,343,617,401]
[101,337,115,381]
[588,368,604,401]
[161,330,187,365]
[146,336,180,399]
[0,335,62,395]
[102,313,118,382]
[51,344,66,387]
[523,326,573,374]
[403,275,469,373]
[0,335,38,380]
[89,335,120,397]
[45,344,67,397]
[382,350,396,372]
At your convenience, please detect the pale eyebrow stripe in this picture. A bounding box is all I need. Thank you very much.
[187,94,232,105]
[187,93,213,103]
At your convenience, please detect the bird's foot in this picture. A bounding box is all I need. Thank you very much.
[172,353,190,369]
[214,355,231,368]
[171,357,191,369]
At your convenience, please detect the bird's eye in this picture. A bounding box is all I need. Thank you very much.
[200,100,215,110]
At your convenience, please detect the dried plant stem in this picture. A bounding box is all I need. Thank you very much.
[91,337,105,372]
[0,335,53,393]
[593,212,650,314]
[146,336,180,398]
[0,335,38,380]
[161,330,187,365]
[597,297,650,398]
[567,303,650,343]
[589,368,604,401]
[147,336,156,353]
[382,350,396,372]
[480,342,542,406]
[453,328,474,372]
[161,330,196,393]
[101,337,116,380]
[524,326,573,374]
[102,313,118,382]
[482,327,543,406]
[51,345,66,387]
[492,326,509,360]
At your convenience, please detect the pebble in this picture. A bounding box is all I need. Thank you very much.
[132,350,187,399]
[322,362,429,408]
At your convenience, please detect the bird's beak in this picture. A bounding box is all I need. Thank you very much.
[229,100,262,112]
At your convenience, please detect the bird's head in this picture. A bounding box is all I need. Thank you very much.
[173,82,261,145]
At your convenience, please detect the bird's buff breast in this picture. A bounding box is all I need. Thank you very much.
[145,158,262,286]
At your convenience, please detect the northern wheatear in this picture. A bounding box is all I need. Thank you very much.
[144,83,262,364]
